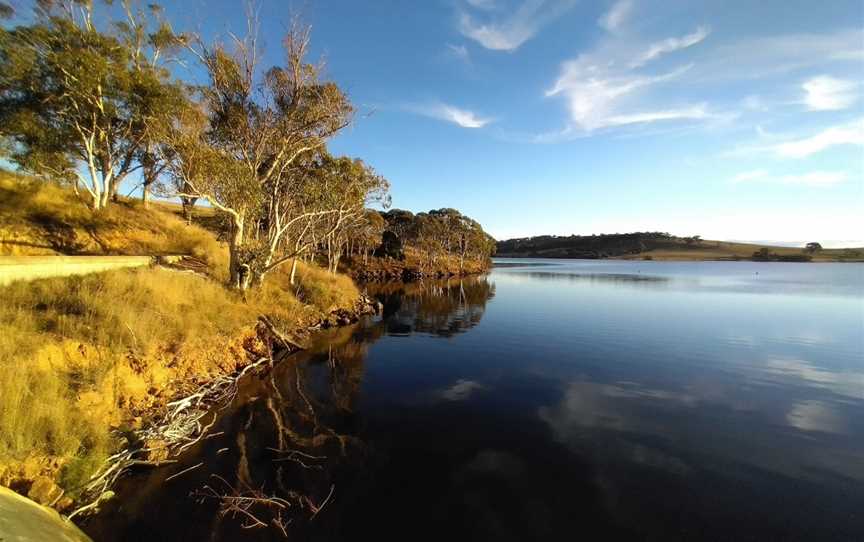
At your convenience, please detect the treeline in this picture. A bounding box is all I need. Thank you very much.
[339,208,496,280]
[750,248,812,262]
[379,209,496,268]
[0,1,488,289]
[497,232,685,259]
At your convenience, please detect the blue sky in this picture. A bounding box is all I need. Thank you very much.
[14,0,864,245]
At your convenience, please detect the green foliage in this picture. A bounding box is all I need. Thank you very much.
[498,232,675,258]
[753,247,812,262]
[0,2,187,210]
[379,207,496,271]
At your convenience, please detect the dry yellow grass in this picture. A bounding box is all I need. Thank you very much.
[0,173,365,500]
[293,260,361,312]
[0,262,359,497]
[0,268,249,491]
[0,172,228,275]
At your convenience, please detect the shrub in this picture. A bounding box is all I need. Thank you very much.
[293,262,360,314]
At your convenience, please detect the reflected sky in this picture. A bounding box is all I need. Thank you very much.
[348,260,864,540]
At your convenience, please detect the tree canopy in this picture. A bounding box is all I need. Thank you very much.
[0,0,186,209]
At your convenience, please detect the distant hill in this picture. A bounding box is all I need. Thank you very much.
[496,232,864,262]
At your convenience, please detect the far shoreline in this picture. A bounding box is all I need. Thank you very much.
[494,235,864,263]
[493,254,864,263]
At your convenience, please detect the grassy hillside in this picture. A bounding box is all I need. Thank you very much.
[0,172,364,508]
[623,240,863,262]
[1,171,216,248]
[497,233,863,262]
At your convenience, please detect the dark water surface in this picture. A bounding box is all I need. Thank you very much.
[85,260,864,541]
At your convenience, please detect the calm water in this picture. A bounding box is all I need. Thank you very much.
[86,260,864,541]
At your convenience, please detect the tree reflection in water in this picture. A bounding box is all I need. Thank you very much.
[83,276,495,541]
[371,275,495,337]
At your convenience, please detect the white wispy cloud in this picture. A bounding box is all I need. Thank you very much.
[780,171,850,185]
[543,13,728,136]
[732,169,770,182]
[732,169,850,186]
[446,43,471,64]
[408,102,493,128]
[598,0,633,32]
[466,0,498,9]
[802,76,858,111]
[630,26,710,68]
[771,119,864,158]
[603,105,713,127]
[543,16,860,141]
[741,95,769,111]
[546,58,702,131]
[458,0,577,51]
[696,29,863,80]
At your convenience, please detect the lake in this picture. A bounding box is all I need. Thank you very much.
[85,259,864,541]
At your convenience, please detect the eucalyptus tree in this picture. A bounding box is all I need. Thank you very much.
[410,212,448,269]
[805,242,822,254]
[380,207,494,270]
[167,22,360,289]
[382,209,415,240]
[115,0,189,207]
[452,213,490,271]
[0,0,184,210]
[354,209,386,263]
[311,154,389,274]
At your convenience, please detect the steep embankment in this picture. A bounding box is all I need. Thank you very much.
[0,173,376,513]
[496,233,863,262]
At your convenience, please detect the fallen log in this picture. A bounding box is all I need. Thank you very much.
[257,316,308,352]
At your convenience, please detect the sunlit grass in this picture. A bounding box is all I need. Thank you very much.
[0,265,357,494]
[293,261,360,313]
[0,172,229,277]
[0,268,250,490]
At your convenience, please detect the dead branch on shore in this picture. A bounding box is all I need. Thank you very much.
[67,354,274,519]
[192,474,336,537]
[193,475,296,536]
[268,447,326,470]
[258,315,308,352]
[307,484,335,519]
[165,461,204,482]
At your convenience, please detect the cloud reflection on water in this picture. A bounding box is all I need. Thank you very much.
[439,379,487,401]
[762,357,864,400]
[786,400,849,434]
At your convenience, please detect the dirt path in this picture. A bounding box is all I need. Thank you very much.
[0,255,183,286]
